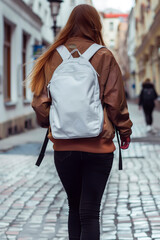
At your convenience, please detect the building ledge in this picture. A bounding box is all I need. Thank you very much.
[155,2,160,14]
[2,0,42,31]
[5,101,17,108]
[135,7,160,57]
[23,99,31,105]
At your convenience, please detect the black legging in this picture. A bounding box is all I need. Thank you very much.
[143,104,154,125]
[54,151,114,240]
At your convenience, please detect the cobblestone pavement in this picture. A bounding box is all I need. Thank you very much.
[0,103,160,240]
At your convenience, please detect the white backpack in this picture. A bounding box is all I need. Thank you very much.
[47,43,105,139]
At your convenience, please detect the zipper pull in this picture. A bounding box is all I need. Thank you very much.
[96,71,100,77]
[47,82,51,98]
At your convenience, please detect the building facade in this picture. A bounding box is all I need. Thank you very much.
[101,10,129,95]
[0,0,52,139]
[115,20,130,97]
[0,0,92,139]
[101,10,128,51]
[114,20,129,79]
[126,7,137,98]
[134,0,160,95]
[57,0,92,28]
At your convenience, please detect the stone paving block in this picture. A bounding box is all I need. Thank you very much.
[137,238,151,240]
[152,233,160,238]
[134,232,149,237]
[0,104,160,239]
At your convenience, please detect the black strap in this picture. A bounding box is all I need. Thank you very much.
[35,113,123,170]
[102,103,122,170]
[35,128,49,167]
[115,127,123,170]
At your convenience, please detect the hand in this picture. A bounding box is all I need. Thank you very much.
[120,136,130,149]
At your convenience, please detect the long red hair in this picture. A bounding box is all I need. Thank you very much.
[29,4,105,96]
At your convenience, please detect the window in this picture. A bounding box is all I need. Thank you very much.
[28,0,34,7]
[3,22,11,102]
[22,33,28,99]
[39,2,42,10]
[147,0,150,12]
[70,0,75,5]
[42,40,49,49]
[140,4,145,24]
[45,9,48,17]
[109,22,114,31]
[110,39,114,48]
[136,17,139,30]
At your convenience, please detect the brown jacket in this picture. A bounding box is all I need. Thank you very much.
[32,37,132,153]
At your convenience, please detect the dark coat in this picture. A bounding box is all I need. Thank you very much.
[139,82,158,108]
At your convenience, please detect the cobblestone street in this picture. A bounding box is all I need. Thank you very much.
[0,103,160,240]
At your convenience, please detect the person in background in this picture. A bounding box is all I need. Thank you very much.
[139,78,158,132]
[29,4,132,240]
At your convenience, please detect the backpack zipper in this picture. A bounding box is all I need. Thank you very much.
[47,82,51,98]
[96,71,100,77]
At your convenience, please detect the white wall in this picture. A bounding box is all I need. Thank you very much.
[127,8,136,98]
[24,0,53,43]
[57,0,91,28]
[102,18,120,49]
[0,6,3,116]
[0,0,42,123]
[0,0,91,129]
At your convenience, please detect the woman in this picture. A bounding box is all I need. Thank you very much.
[139,78,158,132]
[29,4,132,240]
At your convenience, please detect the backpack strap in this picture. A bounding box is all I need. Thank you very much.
[103,103,123,171]
[35,128,49,167]
[82,43,106,61]
[115,127,123,170]
[56,45,73,61]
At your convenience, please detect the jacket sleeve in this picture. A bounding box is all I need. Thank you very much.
[103,57,133,138]
[139,90,143,106]
[31,87,51,128]
[154,87,158,100]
